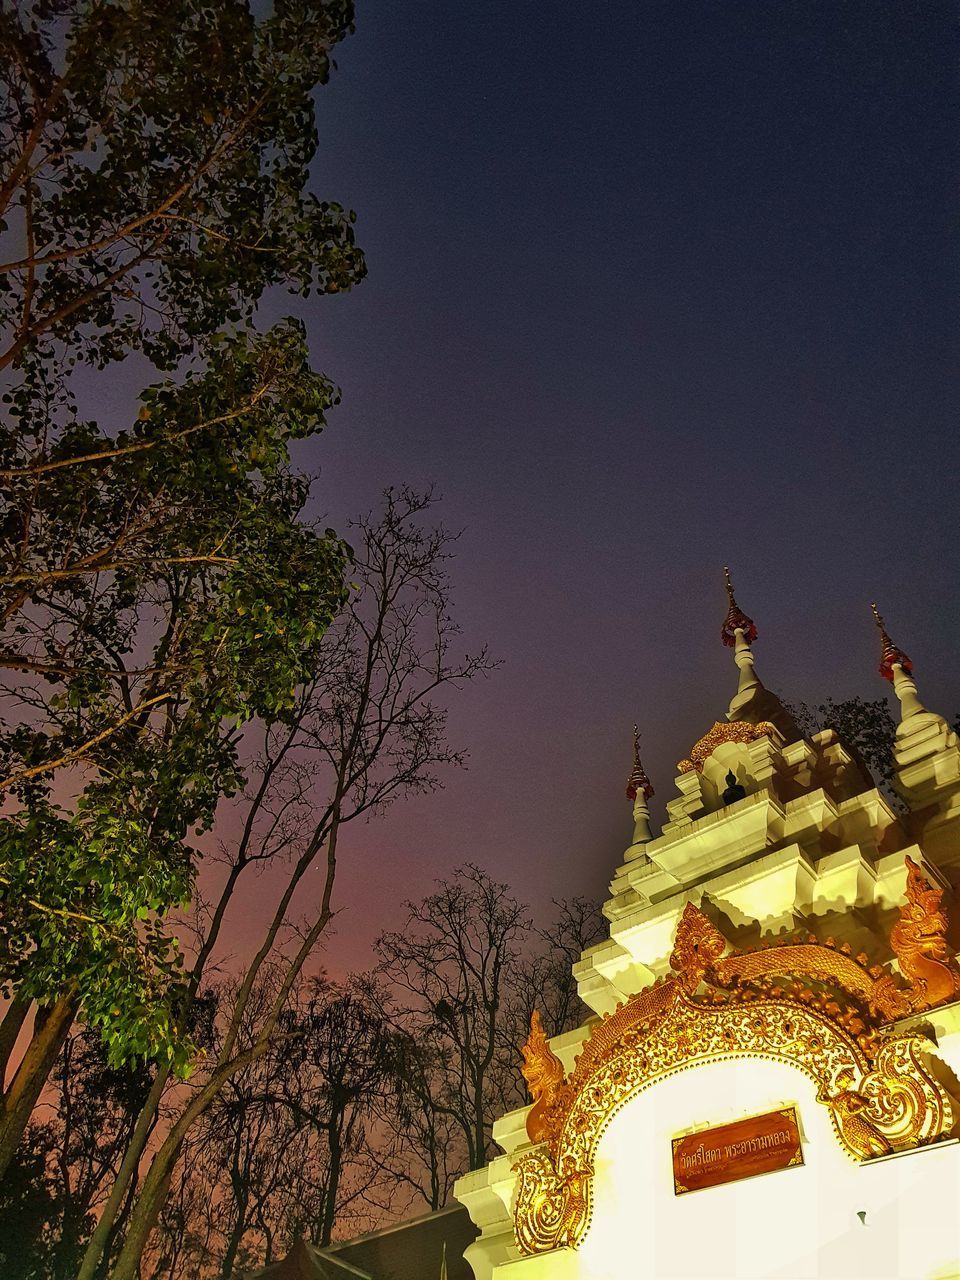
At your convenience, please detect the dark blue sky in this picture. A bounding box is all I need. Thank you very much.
[252,1,959,963]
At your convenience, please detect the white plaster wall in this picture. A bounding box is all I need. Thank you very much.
[570,1059,960,1280]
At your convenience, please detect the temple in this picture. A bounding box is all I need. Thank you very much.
[455,575,960,1280]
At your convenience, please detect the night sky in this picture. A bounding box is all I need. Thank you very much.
[225,1,959,971]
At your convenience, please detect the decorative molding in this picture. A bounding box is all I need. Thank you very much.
[515,901,957,1256]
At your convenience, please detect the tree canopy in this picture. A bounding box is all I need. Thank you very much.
[0,0,364,375]
[0,0,366,1145]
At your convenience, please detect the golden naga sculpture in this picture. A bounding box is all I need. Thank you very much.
[677,719,776,774]
[667,900,912,1021]
[520,1010,568,1143]
[890,855,960,1012]
[515,900,957,1257]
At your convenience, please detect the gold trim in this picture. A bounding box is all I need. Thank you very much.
[677,719,776,774]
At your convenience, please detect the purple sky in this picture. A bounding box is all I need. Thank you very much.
[104,3,960,974]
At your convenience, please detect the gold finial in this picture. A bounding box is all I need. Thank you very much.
[870,602,912,681]
[626,724,654,801]
[721,566,757,648]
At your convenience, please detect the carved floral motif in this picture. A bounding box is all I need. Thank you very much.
[669,901,727,991]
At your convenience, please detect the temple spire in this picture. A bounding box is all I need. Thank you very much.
[723,566,764,718]
[871,602,927,721]
[626,724,654,845]
[721,568,798,740]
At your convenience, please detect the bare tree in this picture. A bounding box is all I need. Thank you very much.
[511,896,605,1043]
[372,883,604,1210]
[374,865,531,1177]
[73,489,492,1280]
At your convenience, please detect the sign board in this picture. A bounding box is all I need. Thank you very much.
[672,1106,803,1195]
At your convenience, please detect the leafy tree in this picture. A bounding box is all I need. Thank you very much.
[0,0,365,1182]
[791,697,900,796]
[0,0,363,376]
[0,322,350,1178]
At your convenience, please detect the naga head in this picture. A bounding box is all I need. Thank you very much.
[521,1010,566,1103]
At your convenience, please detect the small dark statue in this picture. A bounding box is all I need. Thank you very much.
[722,770,746,805]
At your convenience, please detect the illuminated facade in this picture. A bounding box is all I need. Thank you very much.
[455,577,960,1280]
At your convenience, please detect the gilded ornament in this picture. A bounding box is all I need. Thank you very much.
[626,724,654,801]
[816,1075,892,1160]
[678,719,777,774]
[521,1010,568,1143]
[721,566,758,647]
[871,602,913,681]
[514,904,956,1256]
[890,855,960,1012]
[669,900,727,992]
[671,902,913,1021]
[513,1150,590,1254]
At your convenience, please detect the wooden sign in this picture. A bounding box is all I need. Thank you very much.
[672,1106,803,1195]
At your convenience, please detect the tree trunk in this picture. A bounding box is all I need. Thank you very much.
[320,1119,343,1247]
[0,991,74,1181]
[0,994,30,1089]
[75,1064,169,1280]
[473,1081,486,1172]
[108,1129,185,1280]
[220,1188,250,1279]
[220,1131,251,1280]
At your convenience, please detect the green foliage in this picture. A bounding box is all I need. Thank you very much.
[0,0,365,375]
[0,324,351,1072]
[0,0,365,1077]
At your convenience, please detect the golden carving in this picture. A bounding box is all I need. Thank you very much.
[669,900,727,992]
[521,1010,568,1143]
[890,855,960,1012]
[669,901,913,1021]
[816,1075,892,1160]
[714,934,913,1022]
[677,719,777,774]
[515,905,956,1256]
[514,1150,590,1255]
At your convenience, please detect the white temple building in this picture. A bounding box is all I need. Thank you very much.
[455,574,960,1280]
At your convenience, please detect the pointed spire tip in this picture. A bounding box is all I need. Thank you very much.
[721,566,757,648]
[626,724,654,801]
[870,601,912,681]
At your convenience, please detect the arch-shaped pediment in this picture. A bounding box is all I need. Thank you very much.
[514,905,956,1256]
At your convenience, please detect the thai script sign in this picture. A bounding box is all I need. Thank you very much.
[672,1106,803,1195]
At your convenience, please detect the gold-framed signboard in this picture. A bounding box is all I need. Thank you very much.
[672,1105,804,1195]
